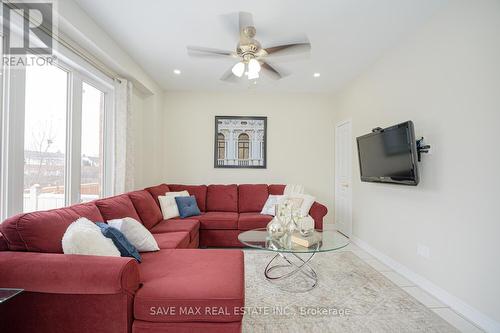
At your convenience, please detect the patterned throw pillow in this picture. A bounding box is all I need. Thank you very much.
[288,193,316,216]
[260,195,289,216]
[286,197,304,211]
[96,222,141,262]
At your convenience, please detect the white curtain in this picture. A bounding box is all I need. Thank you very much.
[113,78,134,194]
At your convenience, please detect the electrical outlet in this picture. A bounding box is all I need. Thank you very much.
[417,244,430,258]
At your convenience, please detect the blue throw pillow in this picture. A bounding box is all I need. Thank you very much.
[175,195,201,218]
[96,222,141,262]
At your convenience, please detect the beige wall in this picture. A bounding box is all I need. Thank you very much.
[163,92,336,223]
[332,0,500,326]
[140,92,166,187]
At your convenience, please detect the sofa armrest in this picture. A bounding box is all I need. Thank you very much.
[0,233,8,251]
[309,201,328,230]
[0,252,140,295]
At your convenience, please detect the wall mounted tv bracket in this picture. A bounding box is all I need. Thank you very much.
[416,137,431,162]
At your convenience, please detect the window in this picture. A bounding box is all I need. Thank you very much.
[217,133,225,160]
[1,53,114,217]
[23,65,68,212]
[81,82,105,202]
[238,133,250,160]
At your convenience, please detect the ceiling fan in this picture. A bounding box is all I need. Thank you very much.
[187,12,311,82]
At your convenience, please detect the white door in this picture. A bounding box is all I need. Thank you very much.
[335,120,352,237]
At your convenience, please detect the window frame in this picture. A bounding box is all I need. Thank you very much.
[0,41,114,219]
[217,132,225,160]
[238,133,250,160]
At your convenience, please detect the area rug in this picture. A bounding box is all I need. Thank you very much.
[242,250,457,333]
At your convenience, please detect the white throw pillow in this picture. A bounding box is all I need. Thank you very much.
[62,217,120,257]
[289,193,316,216]
[108,217,159,252]
[158,190,189,219]
[261,195,289,216]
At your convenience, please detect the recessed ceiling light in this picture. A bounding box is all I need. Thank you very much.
[313,73,321,78]
[173,69,181,75]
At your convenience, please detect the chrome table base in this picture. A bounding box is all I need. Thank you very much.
[264,251,318,293]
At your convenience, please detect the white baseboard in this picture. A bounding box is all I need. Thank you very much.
[351,236,500,333]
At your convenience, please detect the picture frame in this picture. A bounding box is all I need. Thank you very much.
[214,116,267,169]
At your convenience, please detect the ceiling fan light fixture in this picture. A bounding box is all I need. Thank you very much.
[247,71,259,80]
[187,12,311,83]
[248,58,261,73]
[232,62,245,77]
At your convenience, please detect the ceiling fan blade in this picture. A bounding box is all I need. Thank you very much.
[260,62,285,80]
[187,46,236,58]
[264,41,311,57]
[220,65,241,83]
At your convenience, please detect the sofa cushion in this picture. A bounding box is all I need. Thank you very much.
[168,184,208,212]
[238,184,269,213]
[127,190,163,229]
[188,231,200,249]
[153,232,190,249]
[135,249,244,323]
[95,194,141,222]
[144,184,170,206]
[0,202,103,253]
[149,219,200,242]
[198,212,239,230]
[132,321,242,333]
[268,184,286,195]
[238,213,273,231]
[206,184,238,212]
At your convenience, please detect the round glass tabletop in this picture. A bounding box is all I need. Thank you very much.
[238,228,349,253]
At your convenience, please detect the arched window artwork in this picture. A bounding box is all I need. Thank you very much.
[238,133,250,160]
[217,133,225,160]
[214,116,266,168]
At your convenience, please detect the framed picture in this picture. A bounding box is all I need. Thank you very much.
[214,116,267,169]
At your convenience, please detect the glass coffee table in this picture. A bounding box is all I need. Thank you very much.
[238,228,349,292]
[0,288,23,304]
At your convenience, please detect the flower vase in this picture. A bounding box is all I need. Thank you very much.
[266,217,285,240]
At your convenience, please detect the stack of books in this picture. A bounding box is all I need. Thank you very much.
[291,232,319,248]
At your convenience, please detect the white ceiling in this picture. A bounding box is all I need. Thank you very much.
[74,0,447,93]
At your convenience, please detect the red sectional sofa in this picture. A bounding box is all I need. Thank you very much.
[159,184,327,247]
[0,183,328,333]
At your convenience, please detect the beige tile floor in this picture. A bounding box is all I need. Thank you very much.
[338,242,485,333]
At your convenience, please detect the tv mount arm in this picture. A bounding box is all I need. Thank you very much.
[416,137,431,162]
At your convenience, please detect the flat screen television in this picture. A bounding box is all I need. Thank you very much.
[356,121,419,185]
